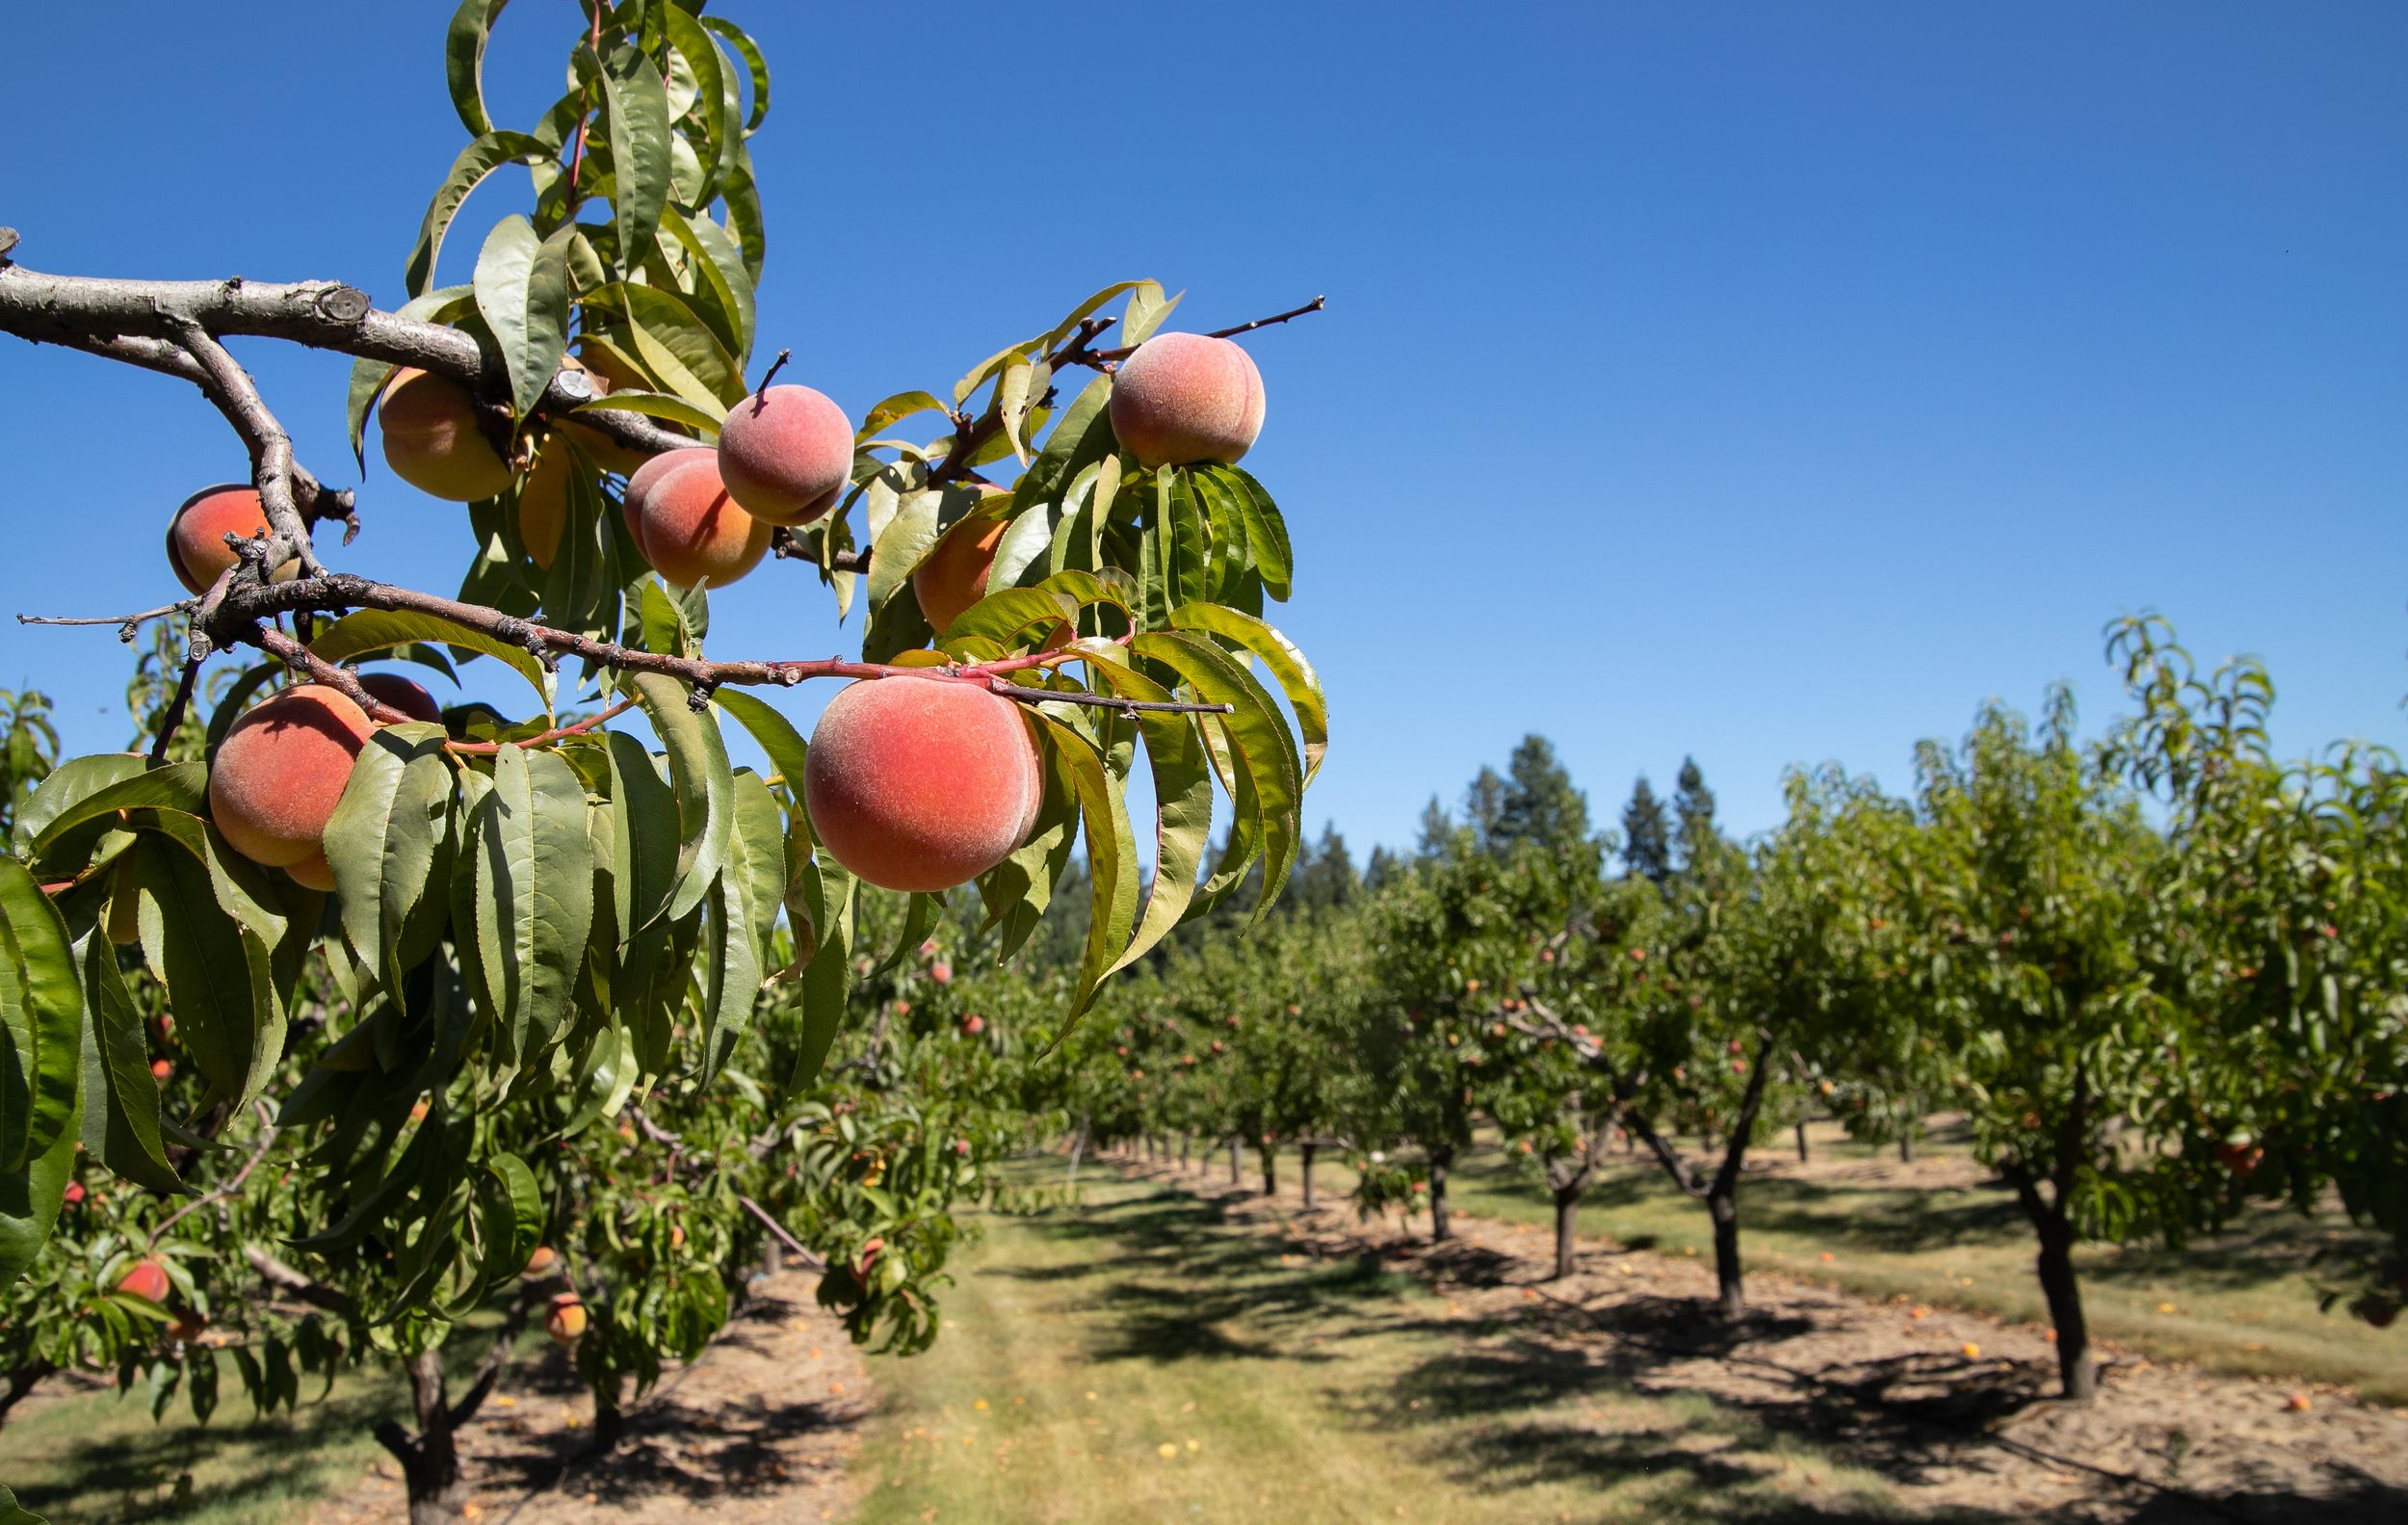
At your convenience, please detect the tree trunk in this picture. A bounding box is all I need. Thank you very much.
[763,1238,783,1276]
[1794,1122,1810,1163]
[1300,1142,1318,1209]
[1261,1144,1276,1197]
[1428,1149,1453,1242]
[1180,1133,1191,1170]
[589,1380,627,1455]
[1898,1133,1916,1164]
[1551,1184,1581,1280]
[1709,1189,1744,1317]
[2034,1215,2098,1401]
[1228,1137,1241,1184]
[1066,1117,1087,1187]
[376,1349,467,1525]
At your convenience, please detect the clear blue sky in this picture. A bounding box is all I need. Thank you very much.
[3,2,2401,855]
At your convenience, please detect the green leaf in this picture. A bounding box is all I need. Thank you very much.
[628,673,734,924]
[1029,716,1139,1022]
[614,281,746,409]
[859,391,948,439]
[573,388,721,435]
[777,856,853,1094]
[1086,662,1216,974]
[698,14,771,133]
[469,746,593,1073]
[406,131,550,298]
[1130,631,1304,918]
[472,215,574,421]
[27,762,207,866]
[718,145,766,285]
[0,1079,77,1290]
[12,753,144,859]
[657,206,754,364]
[715,691,809,790]
[443,0,511,135]
[606,730,679,941]
[596,43,673,279]
[130,839,283,1108]
[0,859,85,1173]
[77,933,184,1196]
[323,725,455,994]
[698,866,759,1085]
[311,609,554,715]
[1222,466,1294,601]
[1169,603,1328,784]
[1123,282,1182,347]
[1,1482,54,1525]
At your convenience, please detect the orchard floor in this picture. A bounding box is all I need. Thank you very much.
[1101,1151,2408,1523]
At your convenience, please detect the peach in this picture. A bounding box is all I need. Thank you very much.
[716,384,851,526]
[206,685,374,871]
[803,675,1044,892]
[620,445,716,554]
[910,487,1015,635]
[117,1258,170,1303]
[630,453,771,590]
[523,1246,559,1277]
[546,1292,587,1343]
[1106,332,1266,468]
[356,671,443,724]
[166,485,300,595]
[286,849,336,892]
[380,368,512,502]
[514,431,578,571]
[558,352,654,475]
[150,1059,173,1082]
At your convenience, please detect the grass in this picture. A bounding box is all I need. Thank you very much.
[1224,1121,2406,1405]
[0,1362,406,1524]
[850,1166,1920,1524]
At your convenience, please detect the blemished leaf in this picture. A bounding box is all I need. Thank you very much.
[715,691,810,792]
[310,609,555,716]
[443,0,511,134]
[77,933,184,1195]
[699,14,772,133]
[996,358,1039,466]
[1123,282,1182,347]
[573,389,720,436]
[594,43,673,277]
[473,216,574,421]
[405,131,550,297]
[859,391,948,439]
[1029,715,1140,1022]
[470,746,593,1073]
[1170,603,1328,784]
[628,673,735,924]
[1038,280,1147,353]
[323,725,455,994]
[0,858,85,1174]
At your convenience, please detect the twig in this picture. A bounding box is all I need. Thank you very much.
[244,1246,356,1315]
[1087,294,1326,364]
[18,601,191,634]
[735,1196,825,1271]
[445,698,637,756]
[160,315,324,578]
[768,527,869,574]
[147,655,203,765]
[151,1101,276,1246]
[753,348,792,403]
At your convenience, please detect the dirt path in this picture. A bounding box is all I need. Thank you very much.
[309,1271,873,1524]
[1115,1154,2408,1524]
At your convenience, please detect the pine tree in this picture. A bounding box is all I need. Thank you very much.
[1496,734,1590,851]
[1291,824,1361,910]
[1621,776,1671,885]
[1463,767,1508,853]
[1416,795,1454,856]
[1673,755,1719,872]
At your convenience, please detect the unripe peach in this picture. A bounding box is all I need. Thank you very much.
[206,686,374,873]
[803,676,1044,892]
[514,431,579,571]
[1106,332,1266,469]
[380,368,513,502]
[909,486,1013,635]
[522,1246,559,1277]
[356,671,443,724]
[118,1258,170,1303]
[716,384,851,526]
[166,486,299,595]
[546,1292,587,1343]
[631,454,771,589]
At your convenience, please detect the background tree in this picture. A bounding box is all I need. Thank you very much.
[1621,776,1671,886]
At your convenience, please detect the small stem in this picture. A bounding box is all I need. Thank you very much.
[147,656,203,766]
[754,348,792,404]
[1086,295,1326,364]
[17,602,191,632]
[443,697,637,755]
[150,1102,276,1246]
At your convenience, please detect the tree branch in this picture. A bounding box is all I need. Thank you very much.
[160,314,324,577]
[151,1101,277,1245]
[736,1195,826,1271]
[1086,295,1327,364]
[244,1246,356,1315]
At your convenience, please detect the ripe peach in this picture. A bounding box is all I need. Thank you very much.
[931,962,954,986]
[380,368,512,502]
[63,1180,86,1207]
[909,486,1014,635]
[960,1014,986,1037]
[150,1059,173,1082]
[621,446,714,551]
[630,453,771,589]
[286,849,336,892]
[522,1246,559,1277]
[716,384,851,526]
[803,676,1044,892]
[117,1259,170,1303]
[356,671,443,724]
[166,486,299,595]
[1106,332,1266,469]
[545,1293,587,1343]
[206,685,374,873]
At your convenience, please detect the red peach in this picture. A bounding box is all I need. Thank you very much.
[1106,333,1266,469]
[803,676,1044,892]
[166,485,298,595]
[118,1259,170,1302]
[356,671,443,724]
[631,453,771,590]
[206,685,374,872]
[716,383,852,526]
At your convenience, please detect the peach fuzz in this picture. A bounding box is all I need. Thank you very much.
[380,367,513,502]
[166,485,300,595]
[1106,332,1266,469]
[205,684,375,873]
[803,675,1044,893]
[717,383,852,526]
[632,453,771,590]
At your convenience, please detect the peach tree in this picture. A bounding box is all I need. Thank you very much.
[0,2,1322,1519]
